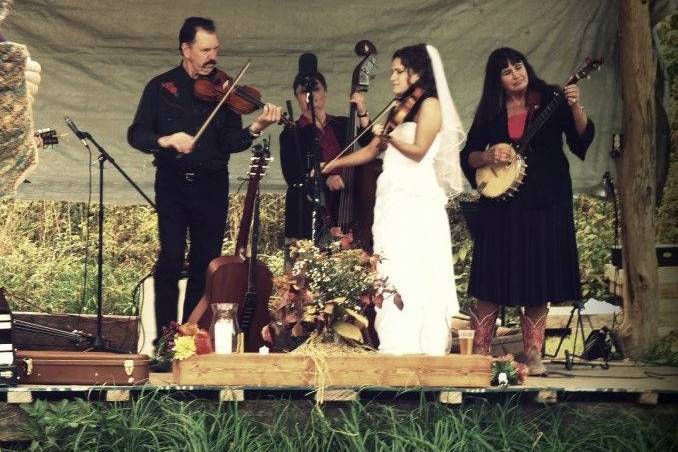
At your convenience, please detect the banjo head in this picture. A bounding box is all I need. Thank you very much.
[475,152,527,199]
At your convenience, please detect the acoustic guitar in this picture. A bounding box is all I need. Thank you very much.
[187,141,273,352]
[475,57,603,199]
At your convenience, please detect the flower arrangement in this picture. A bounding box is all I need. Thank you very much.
[262,240,397,349]
[491,354,529,386]
[156,321,212,361]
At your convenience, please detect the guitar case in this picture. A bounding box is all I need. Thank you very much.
[15,350,149,385]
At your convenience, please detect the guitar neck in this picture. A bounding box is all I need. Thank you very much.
[240,186,260,333]
[247,185,261,292]
[235,177,260,256]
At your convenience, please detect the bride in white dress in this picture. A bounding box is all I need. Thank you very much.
[322,44,464,355]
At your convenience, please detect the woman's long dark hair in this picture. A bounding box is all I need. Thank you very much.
[392,44,437,98]
[471,47,548,127]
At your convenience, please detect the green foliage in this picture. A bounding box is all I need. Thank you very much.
[291,240,378,308]
[0,200,157,315]
[448,195,476,315]
[17,395,678,451]
[656,13,678,243]
[0,192,617,316]
[643,331,678,366]
[0,197,285,315]
[573,194,615,301]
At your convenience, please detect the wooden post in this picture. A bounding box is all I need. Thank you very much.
[617,0,660,357]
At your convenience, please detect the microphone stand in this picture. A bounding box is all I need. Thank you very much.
[302,79,327,245]
[11,126,155,352]
[285,101,305,242]
[76,130,156,353]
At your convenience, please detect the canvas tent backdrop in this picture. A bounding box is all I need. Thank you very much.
[1,0,661,204]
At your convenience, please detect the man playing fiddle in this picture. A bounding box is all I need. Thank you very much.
[128,16,281,355]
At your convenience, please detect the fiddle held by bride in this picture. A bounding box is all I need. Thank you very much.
[323,43,465,355]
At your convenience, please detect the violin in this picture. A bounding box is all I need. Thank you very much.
[194,69,295,127]
[378,86,426,149]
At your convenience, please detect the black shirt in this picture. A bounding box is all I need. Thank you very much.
[128,65,253,173]
[460,85,595,208]
[279,115,374,238]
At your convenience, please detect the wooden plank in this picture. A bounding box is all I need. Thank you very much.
[6,389,32,404]
[606,266,678,283]
[315,390,358,402]
[637,391,658,405]
[439,391,463,404]
[659,298,678,316]
[535,390,558,404]
[659,266,678,284]
[173,353,492,388]
[105,390,130,402]
[660,284,678,299]
[219,388,244,402]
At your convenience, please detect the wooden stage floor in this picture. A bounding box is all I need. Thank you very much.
[2,361,677,405]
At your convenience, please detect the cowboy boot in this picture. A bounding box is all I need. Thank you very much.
[470,301,499,355]
[520,305,548,376]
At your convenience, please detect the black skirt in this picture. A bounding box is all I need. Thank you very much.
[467,197,581,307]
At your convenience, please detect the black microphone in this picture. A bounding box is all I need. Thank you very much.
[64,116,88,146]
[298,52,317,76]
[298,53,318,93]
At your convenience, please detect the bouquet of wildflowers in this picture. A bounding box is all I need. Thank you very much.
[262,240,397,348]
[491,354,529,386]
[156,321,212,361]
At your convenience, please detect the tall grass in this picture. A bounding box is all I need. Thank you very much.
[0,194,614,317]
[0,197,285,315]
[16,393,677,451]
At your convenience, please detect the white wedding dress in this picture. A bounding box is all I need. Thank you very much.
[372,121,459,355]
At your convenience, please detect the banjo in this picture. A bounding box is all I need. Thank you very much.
[475,57,603,199]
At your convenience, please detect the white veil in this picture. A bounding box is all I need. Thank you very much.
[426,44,465,196]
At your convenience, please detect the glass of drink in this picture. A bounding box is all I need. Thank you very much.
[458,329,475,355]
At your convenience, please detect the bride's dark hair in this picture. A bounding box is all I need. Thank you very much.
[392,44,437,97]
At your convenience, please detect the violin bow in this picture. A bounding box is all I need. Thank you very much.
[192,59,252,144]
[327,98,398,163]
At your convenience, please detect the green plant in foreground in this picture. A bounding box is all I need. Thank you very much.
[16,392,678,452]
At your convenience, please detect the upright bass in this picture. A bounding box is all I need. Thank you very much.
[336,40,381,252]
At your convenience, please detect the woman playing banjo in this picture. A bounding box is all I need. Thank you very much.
[460,47,594,375]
